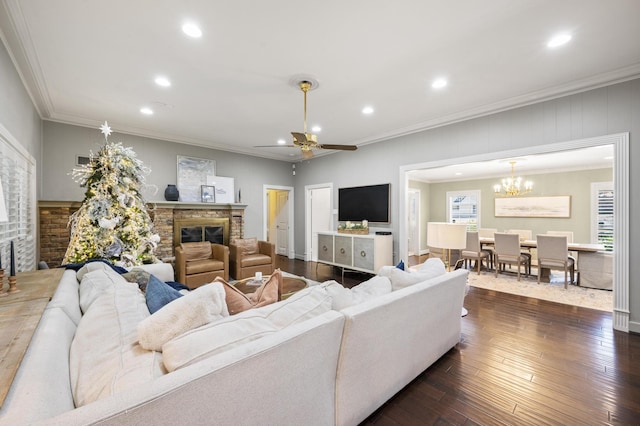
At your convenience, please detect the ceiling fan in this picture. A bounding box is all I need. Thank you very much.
[257,80,357,159]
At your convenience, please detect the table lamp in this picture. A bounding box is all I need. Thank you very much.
[427,222,467,271]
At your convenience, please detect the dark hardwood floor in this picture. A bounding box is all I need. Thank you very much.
[275,256,640,425]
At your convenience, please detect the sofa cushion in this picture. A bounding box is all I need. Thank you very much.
[379,258,446,290]
[218,270,281,315]
[185,258,224,274]
[145,274,184,314]
[236,237,258,255]
[162,312,278,372]
[79,267,134,314]
[240,253,271,267]
[161,284,332,372]
[181,242,212,261]
[254,285,333,328]
[138,282,229,351]
[322,276,392,310]
[70,270,164,407]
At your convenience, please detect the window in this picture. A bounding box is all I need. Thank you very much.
[446,190,480,231]
[591,182,613,252]
[0,127,37,272]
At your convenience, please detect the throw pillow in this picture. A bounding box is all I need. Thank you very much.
[417,257,447,277]
[121,268,152,293]
[217,269,282,315]
[351,275,392,303]
[137,282,229,351]
[145,274,184,314]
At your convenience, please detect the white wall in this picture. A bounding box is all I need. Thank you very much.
[0,39,41,193]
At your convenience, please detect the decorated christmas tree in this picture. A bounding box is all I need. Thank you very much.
[63,122,160,266]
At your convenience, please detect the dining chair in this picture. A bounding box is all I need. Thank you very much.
[506,229,533,269]
[461,231,490,274]
[477,228,497,268]
[493,232,531,281]
[536,235,575,289]
[546,230,574,243]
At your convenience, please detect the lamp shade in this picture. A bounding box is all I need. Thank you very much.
[0,176,7,223]
[427,222,467,250]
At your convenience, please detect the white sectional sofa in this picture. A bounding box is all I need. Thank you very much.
[0,261,468,426]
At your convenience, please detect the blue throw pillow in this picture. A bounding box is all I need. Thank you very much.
[145,274,184,314]
[395,260,405,270]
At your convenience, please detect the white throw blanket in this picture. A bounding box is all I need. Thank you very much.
[137,282,229,351]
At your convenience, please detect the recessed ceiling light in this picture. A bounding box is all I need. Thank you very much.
[182,22,202,38]
[155,76,171,87]
[455,172,462,176]
[140,107,154,115]
[432,78,447,89]
[547,33,572,48]
[362,106,374,115]
[311,126,321,133]
[277,139,286,145]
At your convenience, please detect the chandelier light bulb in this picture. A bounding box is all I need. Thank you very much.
[494,161,533,197]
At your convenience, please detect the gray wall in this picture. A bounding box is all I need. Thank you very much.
[41,121,294,239]
[293,78,639,326]
[0,39,41,187]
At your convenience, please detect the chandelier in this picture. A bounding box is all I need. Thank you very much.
[493,161,533,197]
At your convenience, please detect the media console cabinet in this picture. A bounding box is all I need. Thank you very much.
[316,231,393,277]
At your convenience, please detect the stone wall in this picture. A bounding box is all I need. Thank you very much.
[38,201,246,268]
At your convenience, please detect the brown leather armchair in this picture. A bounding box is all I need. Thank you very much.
[175,242,229,288]
[229,238,275,280]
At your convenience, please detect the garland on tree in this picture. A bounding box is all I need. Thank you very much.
[63,122,160,267]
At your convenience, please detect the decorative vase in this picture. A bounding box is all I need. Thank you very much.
[164,184,179,201]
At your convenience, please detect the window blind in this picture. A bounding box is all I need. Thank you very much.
[0,125,37,272]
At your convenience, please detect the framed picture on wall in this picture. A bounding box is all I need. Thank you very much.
[177,156,216,202]
[495,196,571,218]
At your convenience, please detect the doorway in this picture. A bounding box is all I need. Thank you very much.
[398,133,629,332]
[263,185,295,259]
[305,183,333,261]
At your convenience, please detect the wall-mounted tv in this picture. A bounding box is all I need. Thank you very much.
[338,183,390,223]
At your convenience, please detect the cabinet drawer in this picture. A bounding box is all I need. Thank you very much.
[353,237,374,271]
[318,234,334,262]
[334,236,353,266]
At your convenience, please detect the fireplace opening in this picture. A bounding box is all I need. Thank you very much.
[174,218,230,248]
[180,226,224,245]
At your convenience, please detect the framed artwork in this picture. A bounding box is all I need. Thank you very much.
[201,185,215,203]
[206,176,235,203]
[495,196,571,218]
[177,156,216,202]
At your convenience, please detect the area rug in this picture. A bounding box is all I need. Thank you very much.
[466,269,613,312]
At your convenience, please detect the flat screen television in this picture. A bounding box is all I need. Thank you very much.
[338,183,390,223]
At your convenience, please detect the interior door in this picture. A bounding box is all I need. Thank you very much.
[308,186,332,261]
[276,190,289,256]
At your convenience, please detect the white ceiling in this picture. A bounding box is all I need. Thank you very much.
[1,0,639,163]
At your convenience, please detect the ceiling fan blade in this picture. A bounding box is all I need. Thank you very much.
[254,145,297,148]
[291,132,307,145]
[318,144,358,151]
